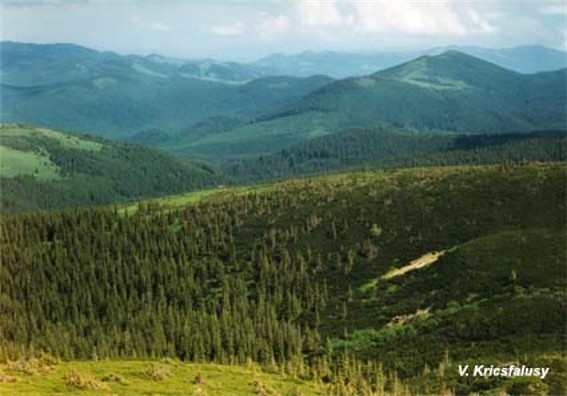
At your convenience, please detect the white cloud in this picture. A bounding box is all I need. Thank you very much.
[353,1,463,35]
[259,13,291,35]
[2,0,564,59]
[296,0,354,29]
[2,0,84,7]
[291,0,496,36]
[540,3,567,15]
[211,21,246,36]
[149,21,171,32]
[466,9,497,34]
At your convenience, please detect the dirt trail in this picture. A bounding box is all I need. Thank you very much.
[382,250,446,280]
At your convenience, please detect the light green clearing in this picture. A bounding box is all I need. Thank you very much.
[0,124,103,152]
[355,78,376,88]
[132,63,167,79]
[402,76,469,90]
[0,145,60,180]
[124,183,277,215]
[181,74,246,85]
[0,360,323,395]
[386,58,469,90]
[92,77,118,90]
[263,81,291,89]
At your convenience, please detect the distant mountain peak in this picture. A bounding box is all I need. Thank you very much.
[1,40,96,54]
[438,49,469,57]
[373,49,520,90]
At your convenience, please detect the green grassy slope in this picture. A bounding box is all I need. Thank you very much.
[1,163,565,394]
[0,359,323,395]
[0,124,222,212]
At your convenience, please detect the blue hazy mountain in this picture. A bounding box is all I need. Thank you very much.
[252,45,566,78]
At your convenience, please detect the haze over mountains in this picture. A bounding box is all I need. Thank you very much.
[1,41,566,207]
[1,42,334,137]
[3,41,565,85]
[186,50,564,161]
[1,42,566,159]
[253,44,567,78]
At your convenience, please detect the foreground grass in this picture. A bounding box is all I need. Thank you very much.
[0,359,323,395]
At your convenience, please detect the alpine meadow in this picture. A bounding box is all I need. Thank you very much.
[0,1,566,395]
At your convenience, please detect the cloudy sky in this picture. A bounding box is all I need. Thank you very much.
[1,1,566,60]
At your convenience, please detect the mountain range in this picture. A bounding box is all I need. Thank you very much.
[4,41,564,86]
[0,40,566,395]
[253,44,567,78]
[166,51,566,161]
[2,42,565,164]
[1,42,333,137]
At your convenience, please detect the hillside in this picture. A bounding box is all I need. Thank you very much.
[0,41,261,86]
[294,51,566,133]
[0,42,333,138]
[171,51,566,161]
[1,163,565,395]
[0,124,222,212]
[226,129,567,182]
[0,360,323,395]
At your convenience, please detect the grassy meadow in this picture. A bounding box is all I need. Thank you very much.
[0,359,323,395]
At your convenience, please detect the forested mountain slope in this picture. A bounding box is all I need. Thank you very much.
[0,42,333,138]
[226,128,566,182]
[288,51,566,133]
[0,124,222,212]
[1,164,564,395]
[175,52,567,161]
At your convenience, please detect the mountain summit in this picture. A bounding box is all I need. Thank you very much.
[374,50,520,90]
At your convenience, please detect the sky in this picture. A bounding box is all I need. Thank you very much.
[1,0,566,61]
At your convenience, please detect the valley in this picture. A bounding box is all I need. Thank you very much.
[0,36,565,395]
